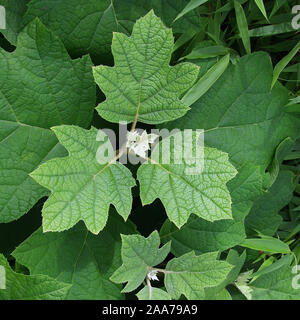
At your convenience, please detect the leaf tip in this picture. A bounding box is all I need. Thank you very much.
[50,125,64,135]
[148,8,156,16]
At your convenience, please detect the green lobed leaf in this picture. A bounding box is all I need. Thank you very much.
[138,131,237,228]
[93,10,199,125]
[0,19,95,223]
[13,211,136,299]
[165,251,233,300]
[30,125,136,234]
[160,162,264,256]
[0,254,71,300]
[110,231,171,293]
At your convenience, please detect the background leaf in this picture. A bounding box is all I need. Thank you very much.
[0,19,95,223]
[0,254,71,300]
[13,211,136,299]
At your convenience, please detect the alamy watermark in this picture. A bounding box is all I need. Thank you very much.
[292,5,300,30]
[0,265,5,290]
[0,5,5,30]
[95,123,204,175]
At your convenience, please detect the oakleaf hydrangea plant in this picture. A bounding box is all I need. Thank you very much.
[1,1,300,302]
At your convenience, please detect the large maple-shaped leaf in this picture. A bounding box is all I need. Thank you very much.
[165,251,233,300]
[93,10,199,125]
[137,132,237,228]
[13,211,137,299]
[30,125,136,234]
[0,254,71,300]
[160,162,264,255]
[0,19,95,223]
[110,231,171,293]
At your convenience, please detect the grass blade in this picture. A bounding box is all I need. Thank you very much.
[272,40,300,88]
[181,54,230,106]
[254,0,269,21]
[182,45,229,59]
[174,0,209,22]
[234,0,251,54]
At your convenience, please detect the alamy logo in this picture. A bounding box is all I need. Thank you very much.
[0,6,5,29]
[0,265,5,289]
[95,124,205,175]
[292,265,300,290]
[292,5,300,30]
